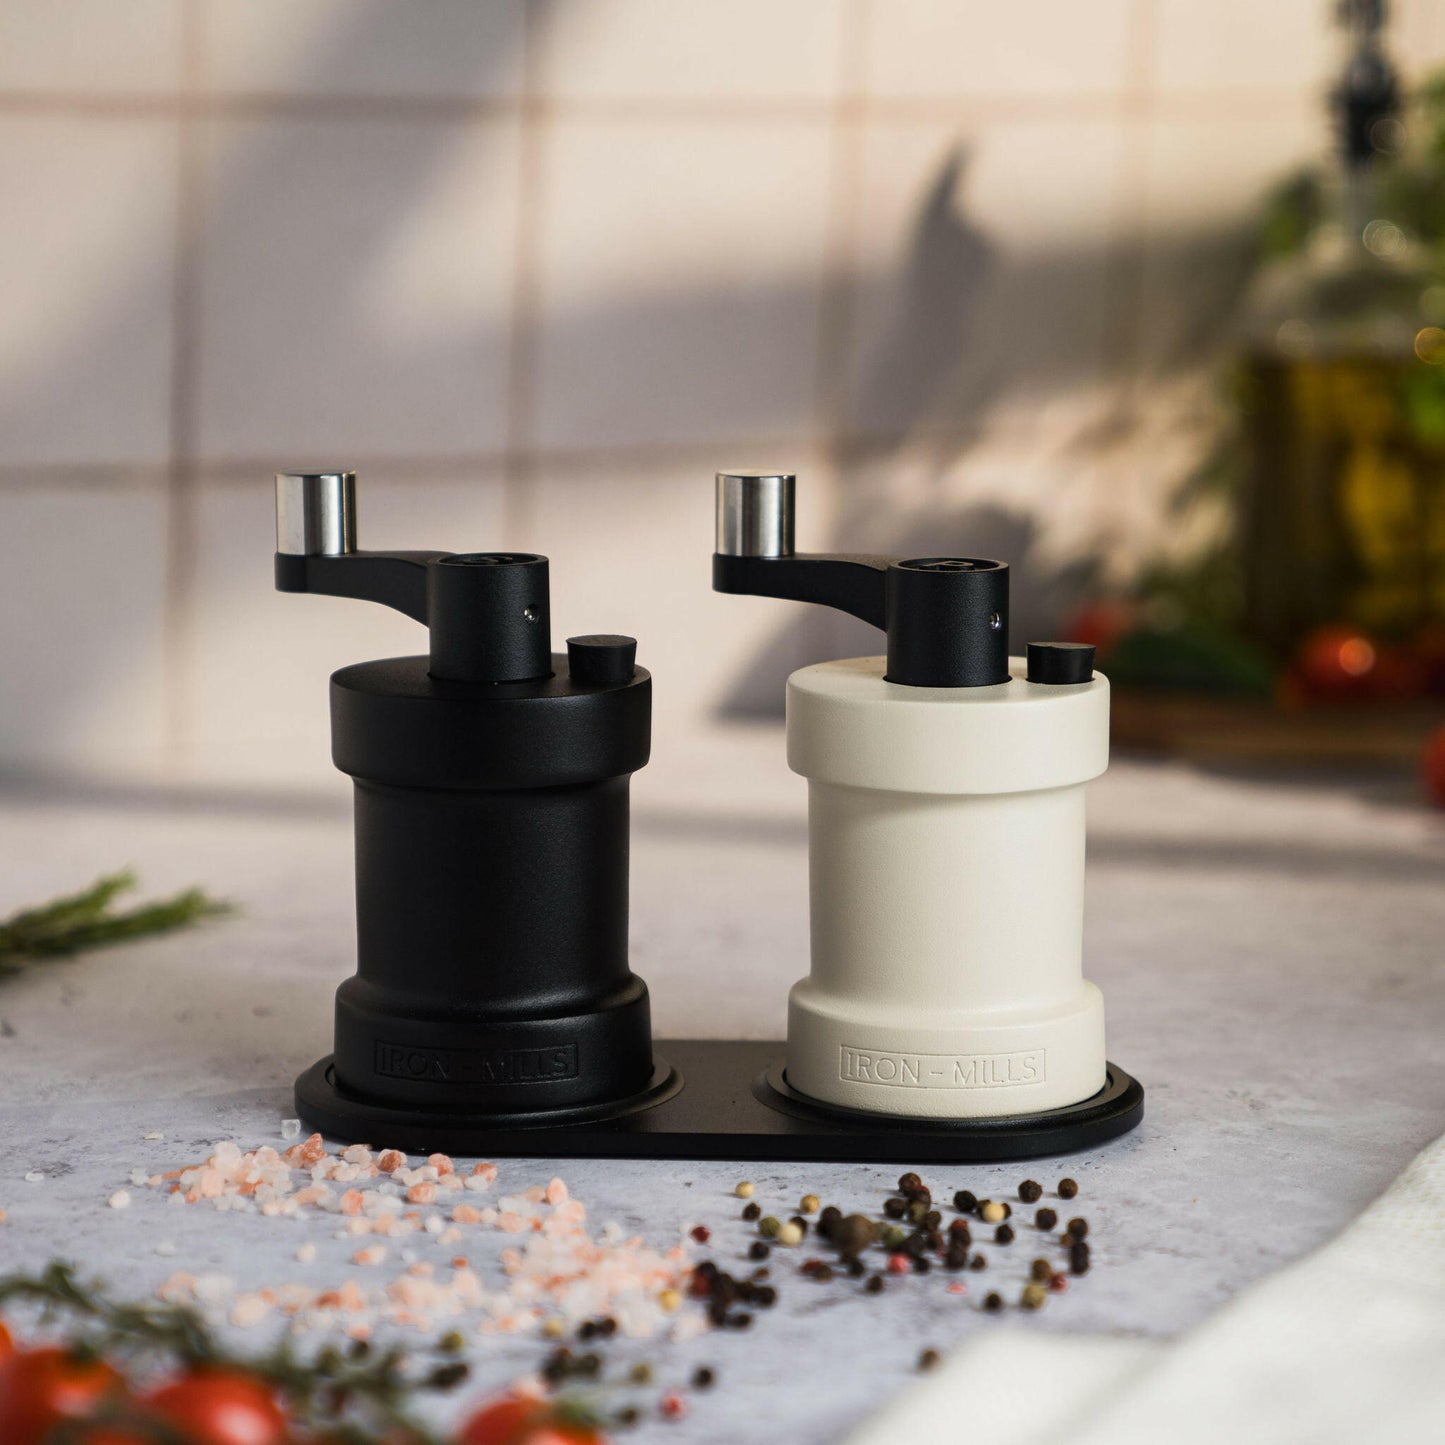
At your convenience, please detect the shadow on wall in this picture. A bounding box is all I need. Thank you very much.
[717,143,1261,719]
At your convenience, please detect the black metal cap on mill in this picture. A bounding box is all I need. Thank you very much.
[273,472,676,1149]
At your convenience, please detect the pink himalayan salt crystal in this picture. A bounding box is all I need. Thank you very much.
[427,1153,455,1176]
[470,1161,499,1183]
[453,1204,484,1225]
[544,1178,569,1205]
[353,1246,386,1267]
[406,1182,438,1205]
[377,1149,406,1173]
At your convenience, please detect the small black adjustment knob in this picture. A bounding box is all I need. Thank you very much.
[567,634,638,686]
[1027,641,1095,685]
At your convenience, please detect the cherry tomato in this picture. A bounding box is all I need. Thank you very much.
[144,1368,289,1445]
[1293,625,1379,700]
[0,1346,125,1445]
[1423,724,1445,808]
[457,1391,605,1445]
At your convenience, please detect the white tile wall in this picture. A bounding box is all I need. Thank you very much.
[199,0,525,99]
[0,0,1423,786]
[537,0,844,102]
[531,119,833,451]
[0,487,169,777]
[861,0,1134,101]
[0,0,183,95]
[194,114,520,463]
[0,117,178,466]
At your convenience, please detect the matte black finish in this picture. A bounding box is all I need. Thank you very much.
[296,1040,1145,1162]
[1026,640,1097,685]
[567,634,638,687]
[276,495,657,1140]
[712,550,1011,688]
[886,558,1009,687]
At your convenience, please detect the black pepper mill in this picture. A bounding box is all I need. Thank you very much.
[276,471,675,1149]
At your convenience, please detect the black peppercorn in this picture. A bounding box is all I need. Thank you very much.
[898,1171,923,1195]
[1019,1180,1043,1203]
[923,1209,942,1230]
[1066,1217,1088,1241]
[983,1292,1003,1312]
[692,1366,715,1389]
[755,1286,777,1306]
[616,1406,640,1428]
[1069,1242,1090,1275]
[944,1242,969,1270]
[919,1349,941,1371]
[948,1218,971,1242]
[969,1254,987,1271]
[884,1197,906,1219]
[1035,1207,1057,1231]
[749,1241,770,1261]
[741,1202,761,1222]
[790,1215,810,1234]
[819,1205,842,1238]
[727,1311,753,1329]
[1030,1258,1052,1282]
[953,1189,978,1214]
[994,1224,1014,1244]
[846,1256,865,1278]
[866,1274,884,1294]
[913,1255,931,1274]
[1058,1178,1079,1199]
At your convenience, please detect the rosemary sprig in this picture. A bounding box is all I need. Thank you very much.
[0,870,232,977]
[0,1262,454,1443]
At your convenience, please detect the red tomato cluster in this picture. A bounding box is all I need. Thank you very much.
[0,1325,605,1445]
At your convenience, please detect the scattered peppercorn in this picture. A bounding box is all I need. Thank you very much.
[887,1253,910,1275]
[777,1221,804,1247]
[1058,1178,1079,1199]
[735,1180,755,1199]
[1049,1272,1068,1293]
[953,1190,978,1214]
[727,1312,754,1329]
[881,1225,908,1249]
[1066,1217,1088,1241]
[1021,1283,1047,1310]
[833,1214,879,1257]
[800,1193,820,1214]
[1069,1242,1091,1275]
[884,1197,906,1219]
[919,1349,942,1371]
[692,1366,716,1389]
[1035,1207,1057,1231]
[749,1241,770,1261]
[690,1225,711,1244]
[616,1406,641,1428]
[818,1205,842,1239]
[898,1171,923,1195]
[846,1256,866,1278]
[741,1201,761,1222]
[994,1224,1015,1245]
[813,1264,835,1283]
[923,1209,942,1230]
[944,1242,969,1270]
[660,1393,687,1420]
[759,1216,781,1238]
[983,1292,1003,1312]
[1019,1180,1043,1203]
[913,1255,931,1274]
[980,1201,1006,1224]
[969,1254,987,1271]
[630,1362,654,1385]
[1030,1258,1052,1283]
[866,1274,885,1294]
[789,1215,810,1234]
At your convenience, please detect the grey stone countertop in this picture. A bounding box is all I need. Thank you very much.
[1,728,1443,1443]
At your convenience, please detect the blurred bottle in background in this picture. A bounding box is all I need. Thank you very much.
[1240,0,1445,663]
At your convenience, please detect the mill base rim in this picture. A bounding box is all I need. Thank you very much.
[295,1041,1142,1161]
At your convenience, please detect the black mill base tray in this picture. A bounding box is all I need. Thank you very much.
[296,1040,1144,1163]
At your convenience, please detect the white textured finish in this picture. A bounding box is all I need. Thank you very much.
[0,744,1443,1444]
[785,658,1109,1116]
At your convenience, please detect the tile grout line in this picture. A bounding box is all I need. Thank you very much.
[159,0,206,779]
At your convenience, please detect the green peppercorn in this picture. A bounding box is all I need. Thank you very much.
[1021,1283,1047,1310]
[882,1224,908,1249]
[759,1215,781,1238]
[630,1362,654,1385]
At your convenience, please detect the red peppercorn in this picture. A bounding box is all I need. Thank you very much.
[887,1253,910,1274]
[661,1393,688,1420]
[690,1225,711,1244]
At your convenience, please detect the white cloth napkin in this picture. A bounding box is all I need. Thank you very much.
[849,1129,1445,1444]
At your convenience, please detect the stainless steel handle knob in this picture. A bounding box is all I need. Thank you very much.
[276,471,357,556]
[715,471,795,558]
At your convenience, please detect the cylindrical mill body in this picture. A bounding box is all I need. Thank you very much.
[783,655,1110,1118]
